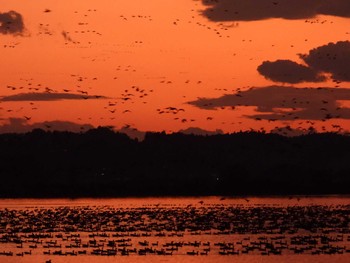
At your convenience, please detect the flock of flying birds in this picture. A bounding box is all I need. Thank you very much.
[0,4,349,135]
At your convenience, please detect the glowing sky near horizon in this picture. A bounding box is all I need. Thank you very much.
[1,0,350,134]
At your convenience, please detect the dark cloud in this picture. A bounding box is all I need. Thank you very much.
[200,0,350,21]
[178,127,223,136]
[116,126,224,140]
[0,11,24,35]
[300,41,350,82]
[0,92,108,102]
[188,85,350,121]
[118,126,146,141]
[257,60,326,83]
[0,118,94,134]
[270,125,316,136]
[0,119,147,140]
[257,41,350,83]
[317,1,350,17]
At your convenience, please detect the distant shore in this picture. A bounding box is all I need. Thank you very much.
[1,127,350,198]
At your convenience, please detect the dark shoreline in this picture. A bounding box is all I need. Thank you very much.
[1,194,350,200]
[1,127,350,198]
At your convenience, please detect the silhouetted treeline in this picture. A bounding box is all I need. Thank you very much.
[1,127,350,198]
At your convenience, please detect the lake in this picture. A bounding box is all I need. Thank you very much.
[0,196,349,263]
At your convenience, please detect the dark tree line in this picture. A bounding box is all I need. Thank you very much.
[0,127,350,198]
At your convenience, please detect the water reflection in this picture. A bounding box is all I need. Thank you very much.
[0,196,349,263]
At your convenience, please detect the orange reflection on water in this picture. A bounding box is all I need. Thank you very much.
[0,197,350,263]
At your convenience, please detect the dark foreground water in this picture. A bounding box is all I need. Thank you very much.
[0,196,349,263]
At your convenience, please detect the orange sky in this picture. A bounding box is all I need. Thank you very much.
[1,0,350,135]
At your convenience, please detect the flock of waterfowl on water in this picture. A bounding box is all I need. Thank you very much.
[0,202,350,259]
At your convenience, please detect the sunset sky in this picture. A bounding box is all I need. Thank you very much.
[1,0,350,135]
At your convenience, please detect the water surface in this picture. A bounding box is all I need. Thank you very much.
[0,196,349,263]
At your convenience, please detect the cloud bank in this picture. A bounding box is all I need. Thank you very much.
[0,118,94,134]
[0,92,108,102]
[257,60,326,83]
[300,41,350,82]
[178,127,223,136]
[258,41,350,83]
[201,0,350,21]
[188,85,350,120]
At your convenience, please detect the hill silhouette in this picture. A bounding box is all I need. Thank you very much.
[0,127,349,198]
